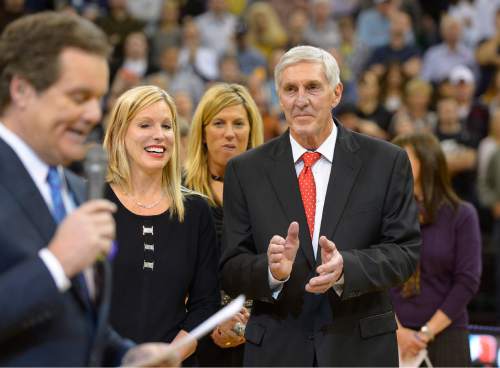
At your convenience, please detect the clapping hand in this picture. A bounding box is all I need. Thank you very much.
[305,236,343,294]
[267,222,300,281]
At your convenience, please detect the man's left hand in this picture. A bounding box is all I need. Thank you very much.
[305,236,343,294]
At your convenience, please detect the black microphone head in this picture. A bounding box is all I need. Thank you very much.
[84,144,108,200]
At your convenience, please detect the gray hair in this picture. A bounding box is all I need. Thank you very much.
[274,45,341,92]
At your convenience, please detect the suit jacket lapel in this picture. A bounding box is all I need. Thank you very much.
[266,132,316,270]
[64,169,86,206]
[319,122,362,245]
[64,170,96,312]
[0,138,56,244]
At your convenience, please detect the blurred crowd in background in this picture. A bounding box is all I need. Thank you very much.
[1,0,500,325]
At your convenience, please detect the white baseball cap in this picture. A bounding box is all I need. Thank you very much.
[449,65,474,85]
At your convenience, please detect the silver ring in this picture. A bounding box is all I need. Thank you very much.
[232,322,246,336]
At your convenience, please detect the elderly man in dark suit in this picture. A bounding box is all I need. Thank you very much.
[0,12,177,366]
[221,45,421,366]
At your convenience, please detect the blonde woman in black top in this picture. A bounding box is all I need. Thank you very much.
[104,85,220,365]
[185,83,264,366]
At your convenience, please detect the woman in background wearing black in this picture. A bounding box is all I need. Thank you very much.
[185,83,263,366]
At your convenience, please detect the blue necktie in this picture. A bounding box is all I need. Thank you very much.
[47,166,92,307]
[47,166,67,223]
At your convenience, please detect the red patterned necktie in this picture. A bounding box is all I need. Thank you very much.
[298,152,322,238]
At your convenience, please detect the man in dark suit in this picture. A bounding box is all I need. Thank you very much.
[221,45,421,366]
[0,12,178,366]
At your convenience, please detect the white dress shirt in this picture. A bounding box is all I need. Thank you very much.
[0,122,74,292]
[268,123,344,296]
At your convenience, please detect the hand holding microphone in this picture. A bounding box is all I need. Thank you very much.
[48,143,117,278]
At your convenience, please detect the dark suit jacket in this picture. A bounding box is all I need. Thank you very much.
[0,137,131,366]
[220,122,421,367]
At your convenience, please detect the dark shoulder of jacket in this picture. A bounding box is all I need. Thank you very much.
[228,134,285,168]
[348,130,405,159]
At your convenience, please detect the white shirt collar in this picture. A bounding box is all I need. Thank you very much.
[290,121,337,164]
[0,122,53,187]
[0,120,68,205]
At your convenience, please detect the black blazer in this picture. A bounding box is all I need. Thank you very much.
[0,137,130,366]
[220,121,421,366]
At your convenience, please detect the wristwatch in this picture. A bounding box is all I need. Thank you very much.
[420,324,435,341]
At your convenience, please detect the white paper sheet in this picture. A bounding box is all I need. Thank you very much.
[399,349,432,368]
[129,295,245,367]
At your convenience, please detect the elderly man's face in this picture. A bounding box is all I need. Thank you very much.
[278,61,341,148]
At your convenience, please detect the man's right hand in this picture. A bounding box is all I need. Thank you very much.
[48,199,116,278]
[267,221,300,281]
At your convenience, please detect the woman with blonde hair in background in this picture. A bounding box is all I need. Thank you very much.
[245,1,287,59]
[185,83,263,366]
[103,85,220,365]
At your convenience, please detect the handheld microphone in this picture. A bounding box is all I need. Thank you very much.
[84,143,107,200]
[84,143,117,260]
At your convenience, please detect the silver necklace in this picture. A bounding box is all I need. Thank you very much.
[131,193,165,209]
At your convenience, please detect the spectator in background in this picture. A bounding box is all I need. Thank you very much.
[449,65,489,145]
[330,0,361,19]
[334,103,361,133]
[174,90,195,127]
[477,108,500,250]
[303,0,340,50]
[80,3,104,22]
[245,1,287,59]
[247,73,283,141]
[448,0,479,48]
[233,20,267,77]
[264,48,285,118]
[286,8,309,48]
[111,31,157,83]
[478,108,500,182]
[475,9,500,97]
[364,11,421,79]
[335,102,388,138]
[336,15,370,104]
[380,62,407,113]
[96,0,144,68]
[151,1,182,68]
[219,53,246,85]
[478,124,500,322]
[480,68,500,114]
[421,14,476,84]
[153,45,205,104]
[355,70,392,138]
[195,0,237,57]
[391,132,481,367]
[435,97,478,205]
[474,0,500,41]
[125,0,163,27]
[143,72,169,91]
[0,0,26,32]
[390,78,437,136]
[268,0,309,28]
[356,0,397,50]
[178,118,190,168]
[179,19,218,82]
